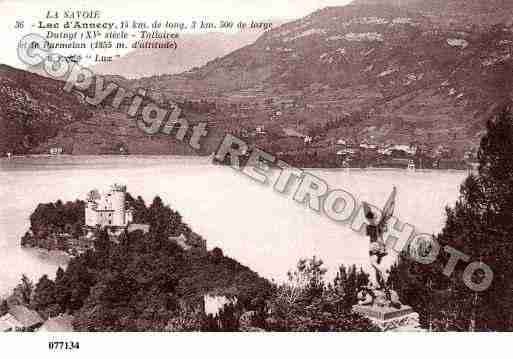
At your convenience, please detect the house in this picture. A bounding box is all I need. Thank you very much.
[38,314,74,332]
[49,147,64,155]
[390,144,416,155]
[359,142,378,150]
[467,161,479,175]
[69,235,95,256]
[378,146,392,155]
[337,148,357,156]
[0,313,23,332]
[203,294,238,317]
[127,223,150,234]
[170,234,191,251]
[283,127,305,138]
[255,126,267,136]
[239,128,250,138]
[169,233,207,252]
[434,144,451,158]
[464,149,477,161]
[115,143,129,155]
[7,305,44,331]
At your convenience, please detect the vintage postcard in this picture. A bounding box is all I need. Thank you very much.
[0,0,512,356]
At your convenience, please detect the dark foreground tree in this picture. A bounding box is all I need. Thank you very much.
[266,257,377,331]
[32,275,58,318]
[390,107,513,331]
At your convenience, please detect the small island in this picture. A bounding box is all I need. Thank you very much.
[20,184,206,256]
[3,184,378,332]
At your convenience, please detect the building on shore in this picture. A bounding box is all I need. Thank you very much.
[0,305,44,332]
[467,161,479,175]
[49,147,64,156]
[0,313,22,332]
[407,159,416,171]
[170,233,207,252]
[203,294,238,317]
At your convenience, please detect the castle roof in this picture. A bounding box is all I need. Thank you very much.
[8,305,43,329]
[0,313,22,332]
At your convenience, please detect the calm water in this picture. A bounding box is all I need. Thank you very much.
[0,155,467,296]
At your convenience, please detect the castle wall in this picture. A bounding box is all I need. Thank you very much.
[85,204,98,227]
[125,209,133,225]
[110,188,126,226]
[98,210,114,227]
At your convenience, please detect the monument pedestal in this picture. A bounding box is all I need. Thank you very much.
[353,304,422,331]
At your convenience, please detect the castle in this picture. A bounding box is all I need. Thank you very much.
[83,183,205,252]
[85,184,133,231]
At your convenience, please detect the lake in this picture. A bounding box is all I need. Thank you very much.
[0,155,468,296]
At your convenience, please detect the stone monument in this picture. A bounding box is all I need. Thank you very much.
[352,187,421,331]
[353,284,421,331]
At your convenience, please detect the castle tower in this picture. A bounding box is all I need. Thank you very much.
[110,183,126,227]
[85,201,99,227]
[85,189,101,227]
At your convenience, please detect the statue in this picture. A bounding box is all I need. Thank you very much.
[357,283,402,309]
[362,187,397,302]
[357,284,375,306]
[354,188,421,329]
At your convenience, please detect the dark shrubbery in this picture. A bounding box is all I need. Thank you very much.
[389,108,513,331]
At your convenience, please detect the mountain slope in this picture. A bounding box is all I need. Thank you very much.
[3,2,513,158]
[0,64,92,155]
[352,0,513,26]
[0,65,214,156]
[130,2,513,153]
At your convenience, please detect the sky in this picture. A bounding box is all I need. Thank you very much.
[0,0,353,68]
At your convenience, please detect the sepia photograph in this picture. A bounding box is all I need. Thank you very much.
[0,0,512,356]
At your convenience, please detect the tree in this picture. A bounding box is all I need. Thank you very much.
[286,256,326,300]
[20,192,274,332]
[266,257,377,331]
[132,196,148,223]
[23,199,85,249]
[392,108,513,331]
[54,267,70,311]
[58,258,96,313]
[94,228,111,258]
[211,247,224,261]
[166,305,204,332]
[334,265,369,310]
[0,300,8,316]
[19,274,34,305]
[32,275,58,319]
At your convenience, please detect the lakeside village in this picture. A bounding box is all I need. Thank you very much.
[3,92,479,171]
[169,93,481,171]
